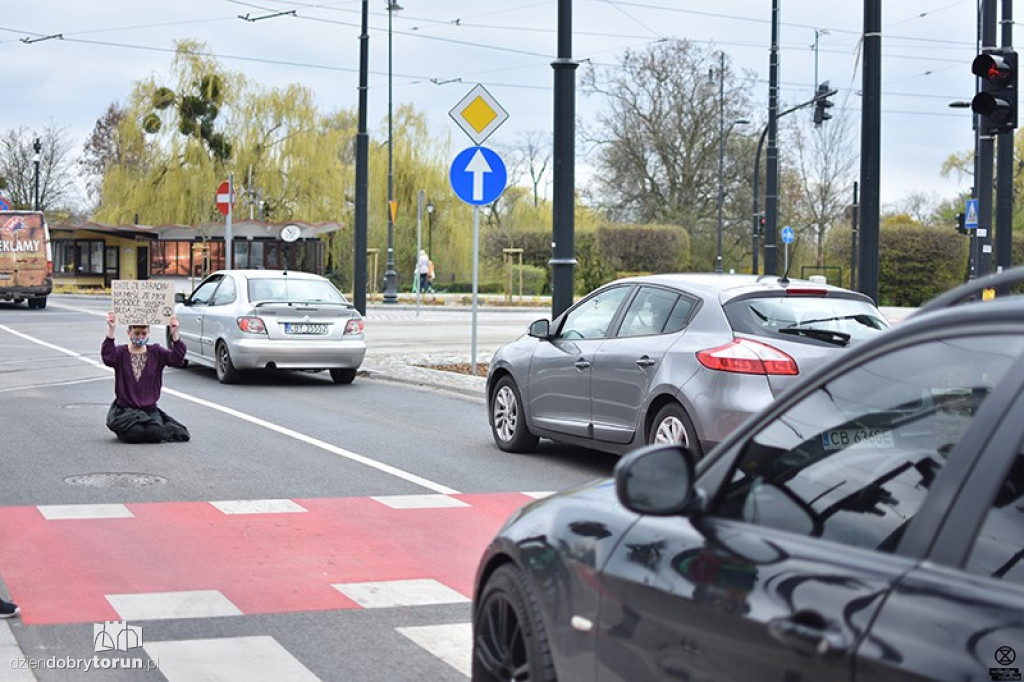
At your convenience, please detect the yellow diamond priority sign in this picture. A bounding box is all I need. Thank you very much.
[449,84,509,146]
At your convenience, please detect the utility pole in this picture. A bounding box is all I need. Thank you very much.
[551,0,578,318]
[977,0,997,278]
[857,0,881,303]
[995,0,1014,276]
[764,0,780,275]
[353,0,369,315]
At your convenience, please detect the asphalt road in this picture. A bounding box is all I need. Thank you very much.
[0,296,617,682]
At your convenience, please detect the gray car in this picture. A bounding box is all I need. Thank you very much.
[173,269,366,384]
[486,273,890,457]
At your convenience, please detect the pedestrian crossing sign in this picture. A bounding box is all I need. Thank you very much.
[965,198,979,229]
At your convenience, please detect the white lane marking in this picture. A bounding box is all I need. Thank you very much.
[107,589,243,621]
[521,491,557,499]
[37,504,133,520]
[210,499,308,514]
[371,494,470,509]
[144,635,320,682]
[397,623,472,678]
[0,619,35,682]
[332,579,469,609]
[0,324,460,495]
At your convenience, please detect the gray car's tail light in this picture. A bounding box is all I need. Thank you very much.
[344,318,364,335]
[696,338,798,375]
[236,316,267,334]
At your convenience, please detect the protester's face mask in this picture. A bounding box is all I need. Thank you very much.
[129,328,149,347]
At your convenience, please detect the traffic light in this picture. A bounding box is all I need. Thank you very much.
[972,49,1018,134]
[956,212,967,234]
[813,81,834,126]
[757,213,766,235]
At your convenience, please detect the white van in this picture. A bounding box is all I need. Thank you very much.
[0,211,52,309]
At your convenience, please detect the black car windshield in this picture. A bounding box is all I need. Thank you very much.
[248,278,348,304]
[725,296,889,342]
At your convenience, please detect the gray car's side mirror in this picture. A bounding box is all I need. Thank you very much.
[528,319,551,339]
[174,292,187,305]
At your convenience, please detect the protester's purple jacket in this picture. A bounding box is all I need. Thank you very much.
[101,337,187,409]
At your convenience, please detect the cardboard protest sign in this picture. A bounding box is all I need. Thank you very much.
[111,280,176,326]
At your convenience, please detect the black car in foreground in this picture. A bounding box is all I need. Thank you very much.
[471,268,1024,682]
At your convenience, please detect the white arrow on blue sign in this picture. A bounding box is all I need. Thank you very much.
[450,146,507,206]
[781,225,795,244]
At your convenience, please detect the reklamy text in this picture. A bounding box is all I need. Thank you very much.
[0,240,41,252]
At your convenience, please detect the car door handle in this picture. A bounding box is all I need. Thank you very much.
[767,615,848,658]
[574,358,591,370]
[635,356,657,368]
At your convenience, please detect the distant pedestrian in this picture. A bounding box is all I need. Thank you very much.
[416,250,430,294]
[102,312,190,444]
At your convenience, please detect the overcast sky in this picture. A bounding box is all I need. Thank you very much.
[1,1,994,212]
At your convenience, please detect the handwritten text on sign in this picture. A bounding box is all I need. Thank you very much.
[111,280,176,326]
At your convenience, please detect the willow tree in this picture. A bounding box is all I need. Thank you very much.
[96,40,240,225]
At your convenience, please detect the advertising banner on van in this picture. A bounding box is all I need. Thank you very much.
[111,280,176,326]
[0,212,48,288]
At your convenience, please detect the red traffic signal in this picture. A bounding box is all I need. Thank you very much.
[971,49,1018,134]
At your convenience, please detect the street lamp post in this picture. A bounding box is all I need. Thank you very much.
[712,53,748,273]
[32,138,41,211]
[425,200,434,258]
[382,1,402,303]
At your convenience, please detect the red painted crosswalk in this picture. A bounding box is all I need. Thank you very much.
[0,493,535,625]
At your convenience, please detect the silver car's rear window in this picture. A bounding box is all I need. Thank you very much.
[724,296,890,342]
[248,278,348,304]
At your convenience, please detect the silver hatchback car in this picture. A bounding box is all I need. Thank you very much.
[173,269,366,384]
[486,273,890,457]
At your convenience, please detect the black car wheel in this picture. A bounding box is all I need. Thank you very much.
[490,375,539,453]
[473,564,556,682]
[330,368,357,384]
[649,402,703,459]
[216,342,242,384]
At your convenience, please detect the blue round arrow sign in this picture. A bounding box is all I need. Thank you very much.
[450,146,507,206]
[781,225,795,244]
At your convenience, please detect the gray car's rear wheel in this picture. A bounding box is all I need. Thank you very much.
[330,368,357,384]
[649,402,703,459]
[216,341,242,384]
[473,564,556,682]
[490,375,539,453]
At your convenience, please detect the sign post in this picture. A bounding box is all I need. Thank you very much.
[449,84,510,375]
[781,225,795,273]
[216,176,234,270]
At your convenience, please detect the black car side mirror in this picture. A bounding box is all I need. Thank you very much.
[615,443,697,516]
[174,292,187,305]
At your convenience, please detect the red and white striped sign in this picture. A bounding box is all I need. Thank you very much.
[216,181,232,216]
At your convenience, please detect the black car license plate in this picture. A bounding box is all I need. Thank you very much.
[284,323,328,335]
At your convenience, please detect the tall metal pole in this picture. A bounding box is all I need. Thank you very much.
[551,0,578,318]
[995,0,1013,275]
[977,0,997,278]
[382,1,401,303]
[857,0,881,302]
[716,52,726,273]
[850,181,859,289]
[751,126,768,275]
[353,0,369,315]
[32,138,41,211]
[764,0,780,275]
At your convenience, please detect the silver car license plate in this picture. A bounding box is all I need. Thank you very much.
[284,323,328,335]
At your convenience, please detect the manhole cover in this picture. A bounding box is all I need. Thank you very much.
[64,473,167,487]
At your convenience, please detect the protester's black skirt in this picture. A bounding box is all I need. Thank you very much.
[106,401,190,443]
